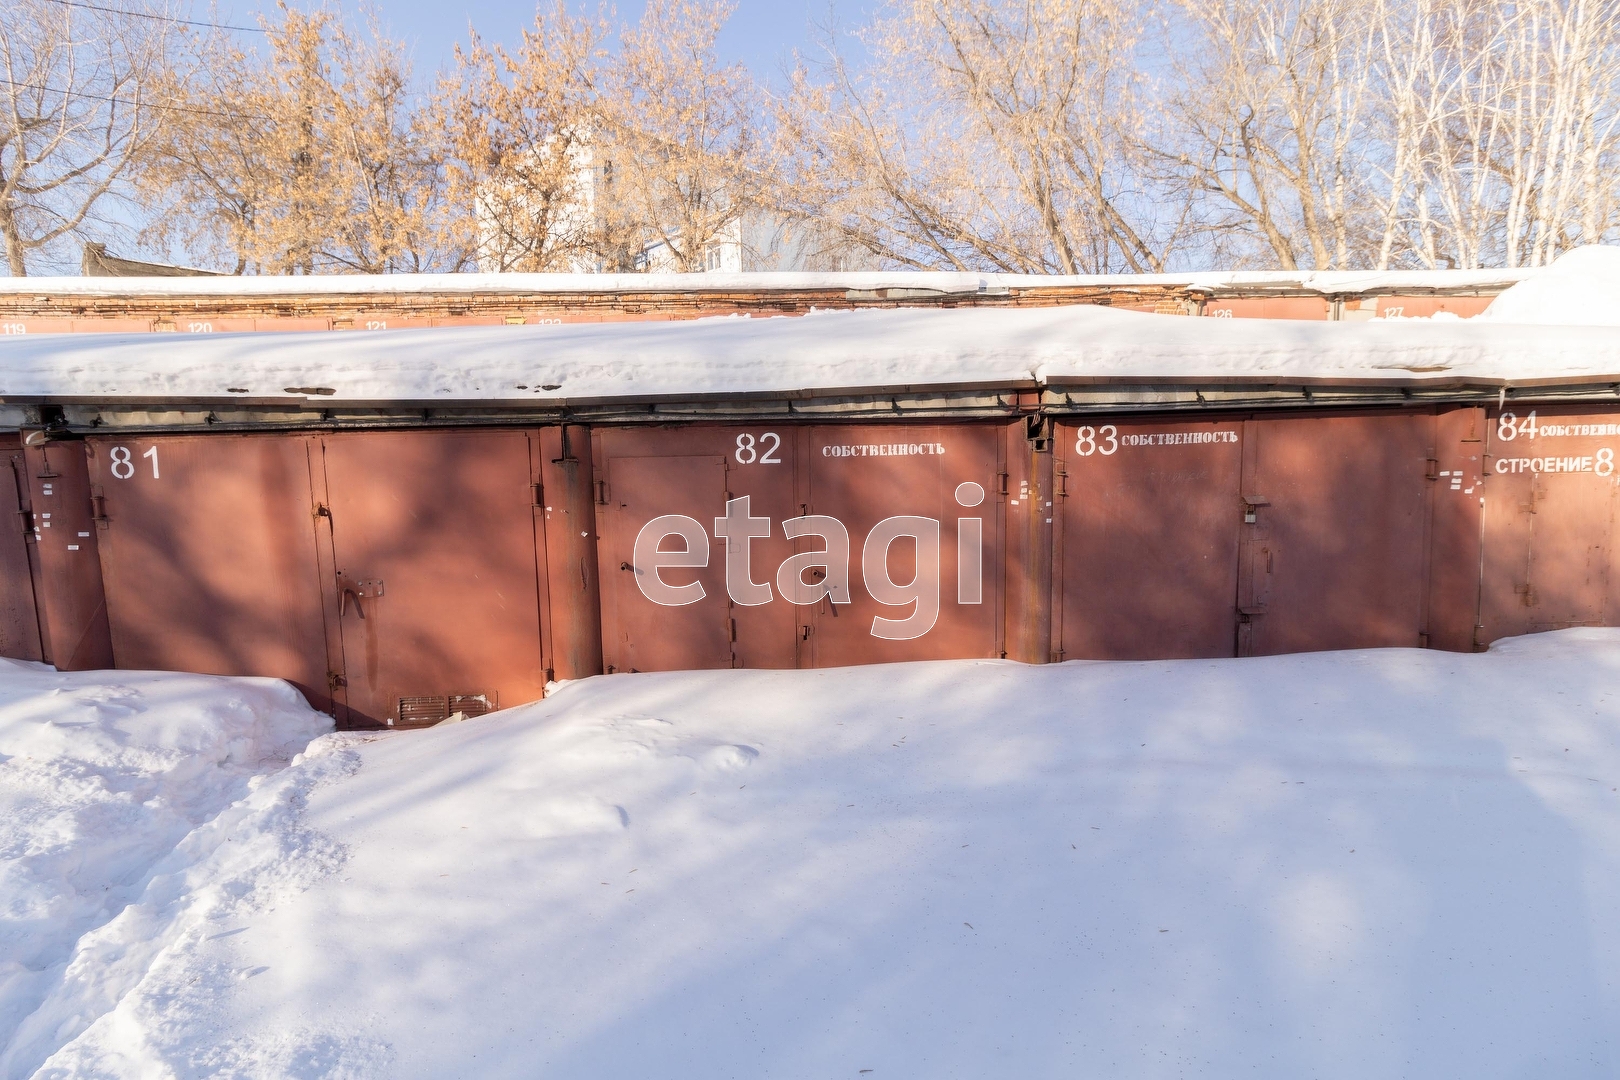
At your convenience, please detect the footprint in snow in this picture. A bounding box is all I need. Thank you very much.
[702,744,759,772]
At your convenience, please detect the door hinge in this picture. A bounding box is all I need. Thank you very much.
[1425,457,1439,480]
[532,481,544,507]
[327,670,347,691]
[594,479,608,505]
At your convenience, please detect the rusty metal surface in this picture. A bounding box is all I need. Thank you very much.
[538,426,602,681]
[15,403,1620,706]
[1204,297,1330,320]
[22,439,113,670]
[595,424,798,672]
[1054,418,1245,660]
[1425,408,1489,651]
[1003,422,1046,665]
[1479,406,1620,644]
[85,433,332,708]
[0,436,43,661]
[597,449,737,673]
[1374,296,1494,319]
[318,430,546,727]
[594,422,1006,673]
[1237,413,1434,655]
[1055,411,1456,659]
[802,424,1006,666]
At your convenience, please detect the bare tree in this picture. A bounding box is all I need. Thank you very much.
[139,4,459,274]
[777,0,1182,274]
[436,2,606,272]
[1158,0,1620,270]
[1155,0,1385,270]
[1387,0,1620,268]
[0,0,173,275]
[594,0,766,272]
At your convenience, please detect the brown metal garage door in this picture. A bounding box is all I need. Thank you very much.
[1053,418,1244,659]
[594,425,800,672]
[89,429,550,726]
[803,423,1005,667]
[1054,409,1483,659]
[1237,413,1434,655]
[594,422,1008,672]
[317,430,548,727]
[1479,407,1620,643]
[87,433,332,707]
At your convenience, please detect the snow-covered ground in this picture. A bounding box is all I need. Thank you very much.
[4,633,1620,1077]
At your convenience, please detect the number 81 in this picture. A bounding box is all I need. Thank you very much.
[108,445,160,479]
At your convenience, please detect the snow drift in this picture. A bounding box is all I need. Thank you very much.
[6,634,1620,1077]
[0,661,333,1079]
[1481,245,1620,326]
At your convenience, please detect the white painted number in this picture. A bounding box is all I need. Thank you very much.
[108,445,158,480]
[1497,410,1538,442]
[1074,424,1118,457]
[1,323,25,334]
[187,321,212,333]
[1600,448,1615,477]
[365,320,387,330]
[735,432,782,465]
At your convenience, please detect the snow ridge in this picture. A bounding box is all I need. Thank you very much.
[0,664,354,1079]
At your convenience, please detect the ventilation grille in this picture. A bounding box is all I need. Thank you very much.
[393,693,497,728]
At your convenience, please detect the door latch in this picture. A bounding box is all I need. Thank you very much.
[338,578,383,618]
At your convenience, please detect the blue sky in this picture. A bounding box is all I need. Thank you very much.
[213,1,853,84]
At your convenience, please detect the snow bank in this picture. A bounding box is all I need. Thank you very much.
[6,301,1620,406]
[1481,245,1620,326]
[0,661,333,1079]
[13,634,1620,1077]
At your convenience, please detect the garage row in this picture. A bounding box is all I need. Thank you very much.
[1,405,1614,728]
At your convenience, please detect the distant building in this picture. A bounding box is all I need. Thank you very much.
[476,135,872,275]
[81,243,220,278]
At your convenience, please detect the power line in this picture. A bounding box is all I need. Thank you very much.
[1,78,269,120]
[39,0,266,34]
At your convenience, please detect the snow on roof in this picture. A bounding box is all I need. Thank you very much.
[1479,245,1620,325]
[0,267,1534,300]
[2,302,1618,404]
